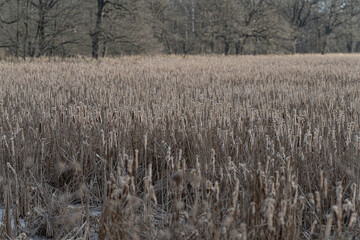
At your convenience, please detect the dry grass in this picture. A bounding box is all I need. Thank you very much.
[1,54,360,239]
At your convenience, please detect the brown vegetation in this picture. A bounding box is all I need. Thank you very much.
[1,55,360,239]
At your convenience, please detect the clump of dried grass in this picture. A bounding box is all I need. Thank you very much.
[1,55,360,239]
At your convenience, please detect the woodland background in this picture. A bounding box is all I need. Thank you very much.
[1,0,360,58]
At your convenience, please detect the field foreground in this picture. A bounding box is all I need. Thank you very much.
[1,55,360,239]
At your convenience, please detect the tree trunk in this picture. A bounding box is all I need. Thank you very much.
[183,42,187,54]
[165,35,172,54]
[15,0,20,57]
[235,39,246,55]
[92,36,99,59]
[210,41,214,53]
[321,26,332,55]
[235,42,240,55]
[102,41,107,57]
[37,5,46,56]
[23,0,30,59]
[29,41,35,57]
[346,35,353,53]
[321,36,327,55]
[224,41,230,55]
[92,0,104,59]
[61,36,66,57]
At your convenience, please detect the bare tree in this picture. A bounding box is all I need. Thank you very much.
[279,0,320,53]
[317,0,360,53]
[0,0,81,58]
[1,0,360,56]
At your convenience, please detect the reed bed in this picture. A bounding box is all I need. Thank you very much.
[1,55,360,239]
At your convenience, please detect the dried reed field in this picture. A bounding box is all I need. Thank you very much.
[2,55,360,239]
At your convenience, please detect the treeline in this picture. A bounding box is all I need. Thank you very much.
[0,0,360,58]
